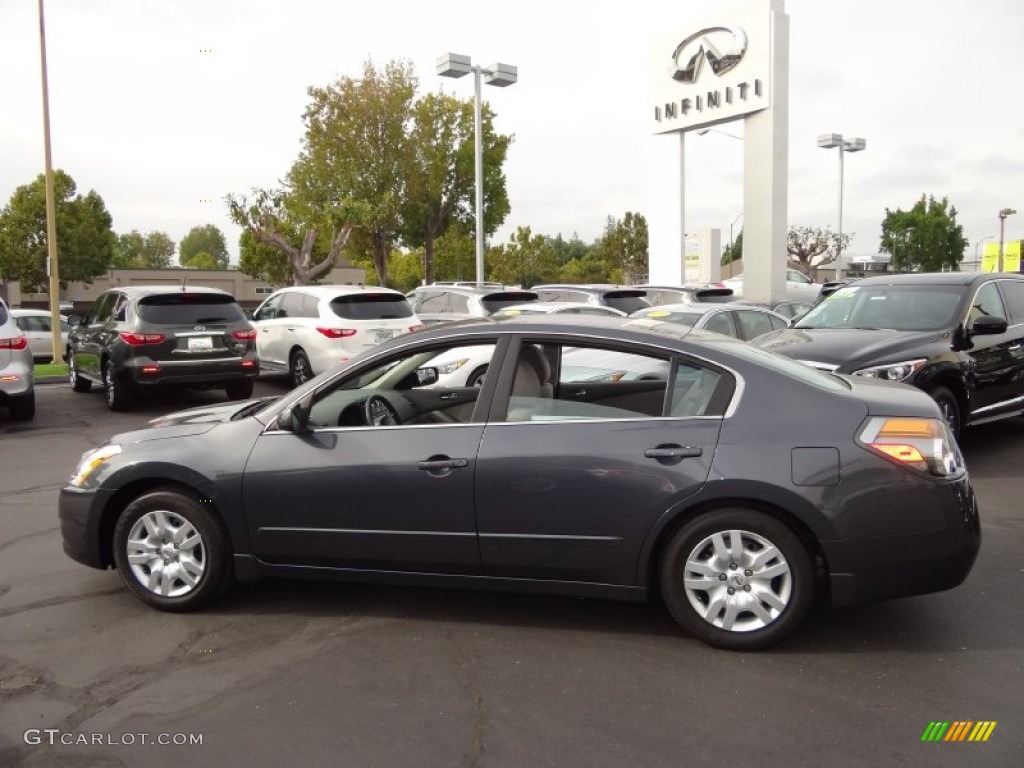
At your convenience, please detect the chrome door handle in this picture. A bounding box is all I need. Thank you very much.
[644,446,703,460]
[417,458,469,471]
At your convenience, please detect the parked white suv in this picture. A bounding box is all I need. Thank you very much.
[251,286,422,386]
[0,298,35,421]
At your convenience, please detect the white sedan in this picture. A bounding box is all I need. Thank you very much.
[10,309,71,362]
[720,269,821,303]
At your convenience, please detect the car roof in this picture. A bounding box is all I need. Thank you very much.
[851,272,1024,287]
[632,302,777,316]
[111,285,236,299]
[532,284,647,295]
[413,284,537,297]
[272,284,407,298]
[500,301,619,313]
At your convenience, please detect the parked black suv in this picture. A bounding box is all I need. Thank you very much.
[67,286,258,411]
[751,272,1024,437]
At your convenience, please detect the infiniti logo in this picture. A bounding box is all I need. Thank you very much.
[194,326,206,331]
[670,25,747,83]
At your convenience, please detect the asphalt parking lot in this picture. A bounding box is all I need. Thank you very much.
[1,379,1022,767]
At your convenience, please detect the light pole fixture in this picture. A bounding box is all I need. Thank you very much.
[817,133,867,282]
[729,212,744,254]
[437,52,517,285]
[697,127,743,141]
[998,208,1017,273]
[973,235,994,270]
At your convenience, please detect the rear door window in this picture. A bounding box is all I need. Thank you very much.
[330,294,414,320]
[136,293,244,324]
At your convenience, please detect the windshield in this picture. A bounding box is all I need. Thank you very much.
[794,284,962,331]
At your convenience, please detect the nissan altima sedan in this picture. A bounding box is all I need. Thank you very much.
[59,316,980,650]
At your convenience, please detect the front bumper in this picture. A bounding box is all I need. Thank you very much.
[59,486,114,569]
[825,477,980,606]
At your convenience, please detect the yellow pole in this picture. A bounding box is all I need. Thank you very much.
[39,0,63,364]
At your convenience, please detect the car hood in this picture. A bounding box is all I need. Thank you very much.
[111,398,275,444]
[752,328,946,371]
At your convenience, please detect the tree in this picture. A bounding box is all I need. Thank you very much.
[880,195,968,272]
[433,226,476,282]
[114,230,175,268]
[722,229,743,265]
[229,188,355,286]
[786,226,850,276]
[595,212,649,283]
[0,170,116,291]
[289,60,417,287]
[179,224,229,269]
[183,251,220,270]
[488,227,560,287]
[401,92,511,284]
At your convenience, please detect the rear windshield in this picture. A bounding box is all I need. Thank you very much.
[480,292,540,313]
[691,288,735,303]
[136,293,244,324]
[330,294,414,320]
[0,301,8,325]
[603,291,651,314]
[635,309,701,327]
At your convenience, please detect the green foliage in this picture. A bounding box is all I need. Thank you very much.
[487,227,560,287]
[722,229,743,265]
[179,224,228,268]
[594,213,648,283]
[387,249,424,293]
[289,60,418,287]
[434,227,476,282]
[880,195,968,272]
[0,170,116,289]
[401,92,512,284]
[114,230,175,269]
[182,251,220,270]
[787,226,851,276]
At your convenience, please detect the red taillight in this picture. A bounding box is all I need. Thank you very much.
[858,417,963,477]
[119,332,165,346]
[0,335,29,350]
[408,324,425,333]
[141,365,161,375]
[317,327,357,339]
[241,359,257,369]
[232,329,257,341]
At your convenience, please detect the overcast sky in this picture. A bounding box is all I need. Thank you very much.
[1,0,1022,267]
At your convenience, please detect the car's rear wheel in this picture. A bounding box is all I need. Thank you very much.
[929,385,961,439]
[8,392,35,421]
[113,488,233,612]
[103,359,133,412]
[660,508,814,650]
[290,349,313,388]
[225,379,254,400]
[69,350,92,392]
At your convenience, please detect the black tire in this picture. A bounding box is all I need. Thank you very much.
[8,391,35,421]
[225,379,254,400]
[928,385,961,439]
[290,349,313,388]
[69,351,92,392]
[112,487,233,612]
[466,365,488,388]
[660,508,814,650]
[103,359,133,412]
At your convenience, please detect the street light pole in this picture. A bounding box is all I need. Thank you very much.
[729,212,744,253]
[817,134,866,283]
[437,53,517,285]
[38,0,63,364]
[998,208,1017,273]
[973,235,994,270]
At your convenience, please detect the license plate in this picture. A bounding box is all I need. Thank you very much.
[187,336,213,352]
[372,329,394,342]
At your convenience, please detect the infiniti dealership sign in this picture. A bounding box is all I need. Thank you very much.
[652,5,773,133]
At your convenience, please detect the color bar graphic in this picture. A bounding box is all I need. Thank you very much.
[921,721,996,742]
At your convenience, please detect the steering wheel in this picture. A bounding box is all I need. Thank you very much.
[363,394,400,427]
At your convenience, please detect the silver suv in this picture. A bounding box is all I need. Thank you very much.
[0,298,35,421]
[406,283,540,325]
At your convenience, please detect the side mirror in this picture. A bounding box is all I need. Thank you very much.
[415,367,439,386]
[970,315,1008,336]
[277,391,314,432]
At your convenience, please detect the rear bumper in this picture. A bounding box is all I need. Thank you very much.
[825,478,981,606]
[120,357,259,387]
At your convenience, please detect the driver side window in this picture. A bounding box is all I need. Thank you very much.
[305,341,499,429]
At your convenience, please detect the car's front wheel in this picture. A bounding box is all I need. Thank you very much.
[660,508,814,650]
[928,385,961,439]
[112,487,233,611]
[68,350,92,392]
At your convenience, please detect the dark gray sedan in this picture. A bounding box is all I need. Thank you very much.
[59,316,979,650]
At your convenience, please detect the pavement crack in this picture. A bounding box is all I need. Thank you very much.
[0,526,60,555]
[0,586,124,619]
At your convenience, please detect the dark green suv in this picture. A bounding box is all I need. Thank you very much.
[67,286,258,411]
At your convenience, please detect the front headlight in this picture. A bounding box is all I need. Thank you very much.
[852,358,927,382]
[69,444,122,488]
[434,358,469,375]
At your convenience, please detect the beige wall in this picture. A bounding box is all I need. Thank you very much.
[11,266,367,310]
